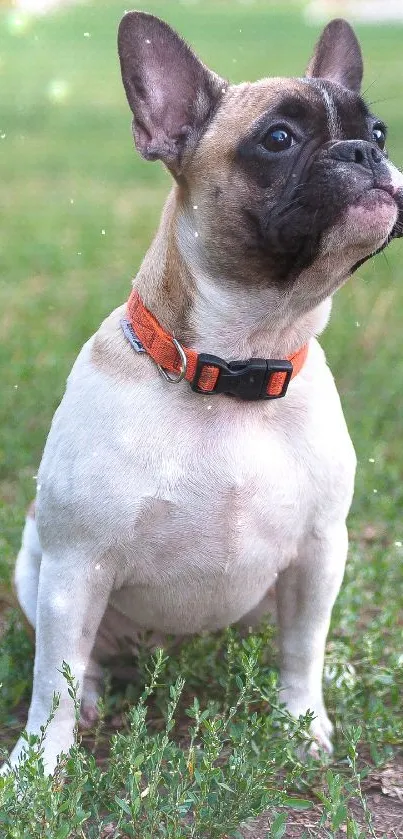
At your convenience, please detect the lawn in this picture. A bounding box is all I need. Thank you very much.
[0,0,403,836]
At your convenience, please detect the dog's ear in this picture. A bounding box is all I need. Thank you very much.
[118,12,226,173]
[306,18,363,92]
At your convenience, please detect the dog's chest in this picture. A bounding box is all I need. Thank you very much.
[111,418,307,631]
[38,339,354,633]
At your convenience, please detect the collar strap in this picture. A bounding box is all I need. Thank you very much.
[126,289,308,401]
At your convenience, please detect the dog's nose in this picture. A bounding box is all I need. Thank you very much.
[329,140,383,170]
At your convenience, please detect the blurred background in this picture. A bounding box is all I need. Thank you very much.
[1,0,403,579]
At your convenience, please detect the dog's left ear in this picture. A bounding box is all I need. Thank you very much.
[306,18,363,92]
[118,11,226,174]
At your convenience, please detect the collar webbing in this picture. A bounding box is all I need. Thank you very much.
[125,289,308,401]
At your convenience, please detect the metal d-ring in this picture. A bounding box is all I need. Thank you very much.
[157,338,187,384]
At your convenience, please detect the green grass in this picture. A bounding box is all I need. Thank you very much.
[1,1,403,836]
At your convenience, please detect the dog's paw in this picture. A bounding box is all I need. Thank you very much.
[0,738,29,776]
[78,663,103,730]
[79,687,101,730]
[79,703,99,730]
[0,760,12,777]
[307,711,333,756]
[281,688,334,756]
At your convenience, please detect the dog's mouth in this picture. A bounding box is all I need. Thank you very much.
[350,187,403,273]
[352,184,398,212]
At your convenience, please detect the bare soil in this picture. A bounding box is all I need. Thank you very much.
[237,771,403,838]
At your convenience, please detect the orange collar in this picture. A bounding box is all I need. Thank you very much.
[125,289,308,401]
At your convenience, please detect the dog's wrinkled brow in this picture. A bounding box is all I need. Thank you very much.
[303,78,372,138]
[315,82,342,138]
[271,95,312,121]
[241,93,324,144]
[241,81,373,147]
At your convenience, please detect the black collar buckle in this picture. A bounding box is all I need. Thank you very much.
[191,353,293,400]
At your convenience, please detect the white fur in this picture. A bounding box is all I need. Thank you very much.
[14,516,41,628]
[320,83,342,139]
[386,159,403,193]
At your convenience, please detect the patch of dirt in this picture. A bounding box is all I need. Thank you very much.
[237,760,403,838]
[240,794,403,838]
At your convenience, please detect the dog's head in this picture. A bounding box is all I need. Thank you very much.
[118,13,403,309]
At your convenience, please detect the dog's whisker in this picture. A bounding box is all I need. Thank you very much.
[362,79,378,97]
[276,202,304,220]
[381,249,391,270]
[367,95,399,106]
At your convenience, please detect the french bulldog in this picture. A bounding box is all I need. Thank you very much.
[6,13,403,774]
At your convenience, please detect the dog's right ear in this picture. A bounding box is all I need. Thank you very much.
[118,12,226,174]
[306,18,363,92]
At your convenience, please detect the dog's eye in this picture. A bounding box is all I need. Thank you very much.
[372,124,386,150]
[262,126,295,153]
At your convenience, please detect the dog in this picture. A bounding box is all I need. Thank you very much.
[5,12,403,774]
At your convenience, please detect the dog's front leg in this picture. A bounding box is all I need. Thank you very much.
[7,552,113,775]
[276,523,348,754]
